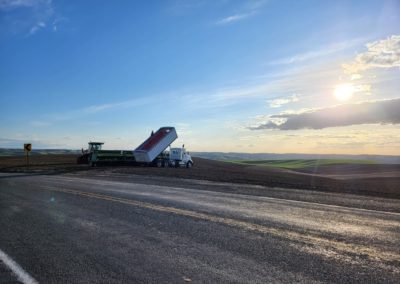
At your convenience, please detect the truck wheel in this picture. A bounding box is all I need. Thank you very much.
[186,161,193,168]
[163,160,169,167]
[156,160,162,168]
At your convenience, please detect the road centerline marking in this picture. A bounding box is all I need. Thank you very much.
[0,249,39,284]
[45,175,400,216]
[40,185,400,265]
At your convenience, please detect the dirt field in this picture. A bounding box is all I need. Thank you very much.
[0,154,399,198]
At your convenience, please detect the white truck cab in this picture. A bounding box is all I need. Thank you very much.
[170,146,193,168]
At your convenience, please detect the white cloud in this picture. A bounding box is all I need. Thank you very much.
[270,39,363,65]
[51,17,68,32]
[268,94,300,108]
[343,35,400,74]
[0,0,50,10]
[215,12,253,25]
[208,63,341,103]
[0,0,58,36]
[215,0,267,26]
[83,97,154,114]
[29,21,45,35]
[353,84,371,95]
[31,96,156,126]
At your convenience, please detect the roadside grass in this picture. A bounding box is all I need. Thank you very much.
[230,159,378,169]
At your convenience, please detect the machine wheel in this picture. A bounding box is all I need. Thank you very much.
[88,153,93,166]
[156,160,162,168]
[163,160,169,167]
[186,161,193,169]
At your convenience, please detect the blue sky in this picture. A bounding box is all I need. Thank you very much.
[1,0,399,154]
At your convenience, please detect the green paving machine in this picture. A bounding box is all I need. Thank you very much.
[77,142,135,166]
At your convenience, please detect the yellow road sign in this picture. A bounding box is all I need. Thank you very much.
[24,143,32,152]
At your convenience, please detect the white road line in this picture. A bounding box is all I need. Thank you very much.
[0,249,38,284]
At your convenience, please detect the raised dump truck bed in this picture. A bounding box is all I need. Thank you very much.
[134,127,178,163]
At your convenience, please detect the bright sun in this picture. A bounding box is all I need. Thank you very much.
[334,84,354,102]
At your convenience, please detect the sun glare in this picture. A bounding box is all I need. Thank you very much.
[334,84,354,102]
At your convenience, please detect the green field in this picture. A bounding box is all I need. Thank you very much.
[231,159,377,169]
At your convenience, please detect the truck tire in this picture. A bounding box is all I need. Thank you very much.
[156,160,162,168]
[186,161,193,168]
[163,160,169,167]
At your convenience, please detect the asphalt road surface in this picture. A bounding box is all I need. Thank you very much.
[0,173,399,283]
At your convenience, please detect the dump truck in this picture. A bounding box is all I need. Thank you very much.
[77,126,193,168]
[132,126,193,168]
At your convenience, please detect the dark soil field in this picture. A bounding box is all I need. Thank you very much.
[0,154,399,199]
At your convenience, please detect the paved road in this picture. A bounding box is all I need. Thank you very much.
[0,173,399,283]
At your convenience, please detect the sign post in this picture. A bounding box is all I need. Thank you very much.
[24,143,32,168]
